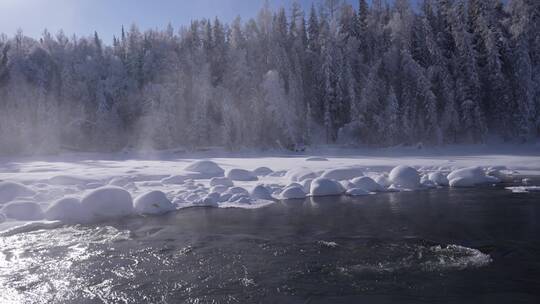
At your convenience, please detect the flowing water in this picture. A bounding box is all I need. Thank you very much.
[1,184,539,303]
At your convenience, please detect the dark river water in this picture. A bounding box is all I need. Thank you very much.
[1,184,540,304]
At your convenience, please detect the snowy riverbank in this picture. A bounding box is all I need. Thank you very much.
[1,144,539,233]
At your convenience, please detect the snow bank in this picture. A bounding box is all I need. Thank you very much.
[250,185,274,200]
[184,160,225,178]
[227,169,258,181]
[428,172,449,186]
[351,176,384,192]
[0,181,36,204]
[44,197,86,222]
[310,178,345,197]
[279,186,307,200]
[447,167,499,188]
[253,167,273,176]
[321,167,364,180]
[81,187,134,220]
[2,201,44,221]
[134,191,175,215]
[389,166,420,189]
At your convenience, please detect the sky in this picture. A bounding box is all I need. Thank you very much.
[0,0,362,43]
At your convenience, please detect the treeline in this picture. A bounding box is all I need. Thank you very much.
[0,0,538,154]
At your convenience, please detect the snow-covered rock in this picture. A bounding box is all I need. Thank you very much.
[286,182,303,189]
[286,168,318,182]
[196,192,220,206]
[184,160,225,178]
[302,179,313,193]
[2,201,44,221]
[389,166,421,189]
[224,187,249,196]
[45,197,86,222]
[161,175,188,185]
[340,180,356,190]
[253,167,273,176]
[210,177,234,187]
[346,188,370,196]
[210,185,229,194]
[305,157,329,162]
[81,187,134,220]
[279,186,307,200]
[321,167,364,180]
[250,185,274,200]
[310,178,345,197]
[134,191,175,215]
[374,175,391,187]
[351,176,383,192]
[428,172,449,186]
[0,181,35,204]
[227,169,258,181]
[447,167,499,188]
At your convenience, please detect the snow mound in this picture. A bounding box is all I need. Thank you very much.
[2,201,44,220]
[45,197,86,222]
[184,160,225,178]
[346,188,371,196]
[351,176,384,192]
[210,177,234,187]
[250,185,274,200]
[0,181,36,204]
[305,157,329,162]
[447,167,499,188]
[389,166,420,189]
[161,175,188,185]
[428,172,449,186]
[227,169,258,181]
[253,167,273,176]
[134,191,175,215]
[81,187,134,220]
[286,168,318,182]
[279,186,307,200]
[310,178,345,197]
[321,167,364,181]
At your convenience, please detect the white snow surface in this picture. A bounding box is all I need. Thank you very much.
[0,144,539,230]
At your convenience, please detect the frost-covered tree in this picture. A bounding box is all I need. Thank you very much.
[0,0,537,155]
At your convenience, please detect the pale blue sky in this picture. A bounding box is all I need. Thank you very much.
[0,0,366,42]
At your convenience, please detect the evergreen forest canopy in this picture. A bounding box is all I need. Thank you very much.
[0,0,538,155]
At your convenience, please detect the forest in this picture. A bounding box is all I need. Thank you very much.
[0,0,538,155]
